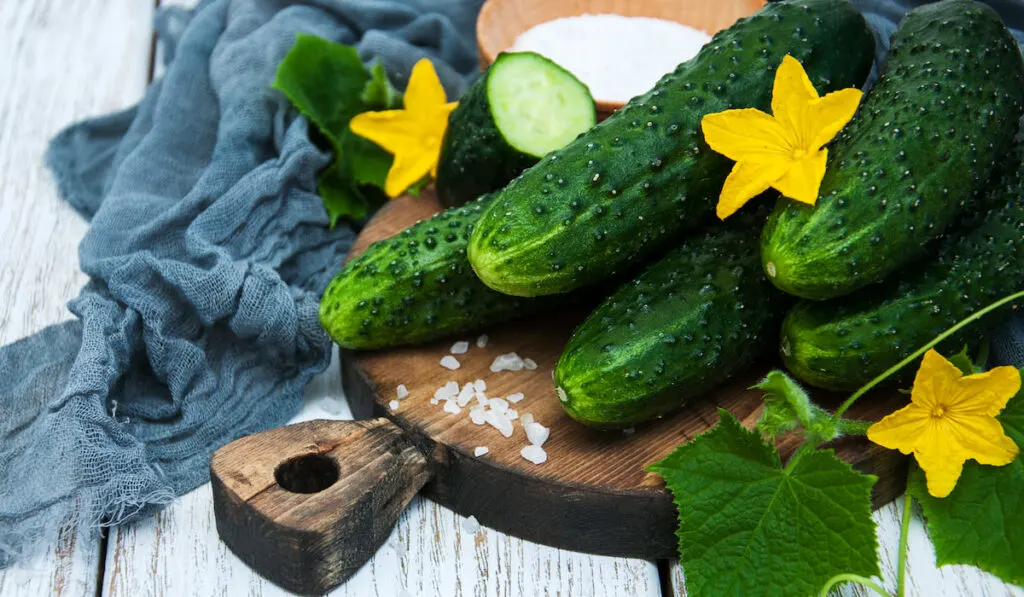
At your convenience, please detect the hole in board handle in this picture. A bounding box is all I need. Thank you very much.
[274,454,340,494]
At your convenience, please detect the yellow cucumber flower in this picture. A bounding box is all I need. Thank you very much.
[350,58,458,197]
[867,349,1021,498]
[701,55,862,219]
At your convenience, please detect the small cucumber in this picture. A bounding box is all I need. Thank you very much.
[554,207,788,428]
[319,196,557,350]
[468,0,875,297]
[435,52,596,208]
[761,0,1024,300]
[780,165,1024,391]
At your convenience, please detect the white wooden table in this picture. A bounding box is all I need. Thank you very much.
[1,1,1021,596]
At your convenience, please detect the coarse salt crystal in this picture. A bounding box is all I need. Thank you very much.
[450,340,470,354]
[521,413,535,426]
[440,355,461,370]
[523,358,538,370]
[525,421,550,447]
[462,515,481,534]
[477,334,489,348]
[511,14,711,104]
[443,400,462,415]
[470,406,487,425]
[388,400,400,412]
[475,392,489,406]
[507,392,525,404]
[396,384,409,399]
[507,409,518,420]
[474,446,489,457]
[490,352,524,372]
[457,383,476,407]
[521,444,547,465]
[485,409,514,437]
[489,397,509,414]
[473,379,487,392]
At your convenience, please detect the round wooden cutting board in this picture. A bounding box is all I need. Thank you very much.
[340,190,909,560]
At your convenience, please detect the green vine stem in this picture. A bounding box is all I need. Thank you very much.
[896,492,913,597]
[833,289,1024,420]
[818,573,894,597]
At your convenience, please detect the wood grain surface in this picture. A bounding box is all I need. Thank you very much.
[341,191,907,560]
[0,0,152,595]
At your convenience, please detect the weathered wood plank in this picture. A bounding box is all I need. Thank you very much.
[102,349,661,597]
[668,496,1024,596]
[0,0,154,595]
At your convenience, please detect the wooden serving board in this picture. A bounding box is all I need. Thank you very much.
[339,190,909,560]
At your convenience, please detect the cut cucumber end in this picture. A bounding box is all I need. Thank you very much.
[487,51,596,158]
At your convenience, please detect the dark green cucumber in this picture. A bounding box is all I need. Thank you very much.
[780,165,1024,391]
[436,52,596,208]
[467,0,875,297]
[319,196,556,349]
[761,0,1024,300]
[554,207,789,428]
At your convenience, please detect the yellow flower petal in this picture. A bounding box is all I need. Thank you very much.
[947,414,1020,466]
[771,55,820,143]
[716,159,791,219]
[384,143,437,197]
[867,403,932,455]
[701,108,794,163]
[807,88,863,151]
[771,148,827,205]
[914,441,967,499]
[951,365,1022,416]
[405,58,448,112]
[909,349,958,411]
[349,110,424,156]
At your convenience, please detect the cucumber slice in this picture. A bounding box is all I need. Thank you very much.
[436,52,595,207]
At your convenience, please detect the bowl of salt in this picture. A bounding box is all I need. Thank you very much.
[476,0,765,119]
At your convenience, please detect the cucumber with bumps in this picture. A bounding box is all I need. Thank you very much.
[468,0,875,297]
[780,165,1024,391]
[436,52,596,208]
[319,196,557,350]
[761,0,1024,300]
[554,208,789,428]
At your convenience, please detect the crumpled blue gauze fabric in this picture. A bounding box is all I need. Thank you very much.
[0,0,483,566]
[2,0,1023,569]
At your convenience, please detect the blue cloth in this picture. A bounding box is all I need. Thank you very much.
[1,0,1023,569]
[0,0,483,566]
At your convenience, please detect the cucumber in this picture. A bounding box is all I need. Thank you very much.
[467,0,875,297]
[435,52,596,208]
[319,196,557,350]
[761,0,1024,300]
[780,165,1024,391]
[554,207,789,428]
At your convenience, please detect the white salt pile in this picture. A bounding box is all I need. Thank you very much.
[440,355,461,370]
[511,14,712,103]
[450,340,469,354]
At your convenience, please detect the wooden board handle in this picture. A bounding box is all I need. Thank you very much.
[210,418,431,595]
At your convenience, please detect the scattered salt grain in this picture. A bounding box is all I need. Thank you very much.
[511,14,712,104]
[521,413,535,426]
[477,334,489,348]
[507,409,518,420]
[399,588,415,597]
[485,409,514,437]
[474,446,489,457]
[523,358,538,370]
[388,400,400,412]
[489,397,510,414]
[450,340,470,354]
[623,427,636,435]
[475,392,489,407]
[456,383,476,407]
[555,387,568,402]
[396,384,409,399]
[440,355,461,370]
[434,381,459,403]
[525,421,550,447]
[473,379,487,392]
[470,406,487,425]
[490,352,525,372]
[462,515,481,534]
[521,444,548,465]
[443,400,462,415]
[507,392,525,404]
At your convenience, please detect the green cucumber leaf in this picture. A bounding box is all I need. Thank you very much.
[947,346,979,376]
[907,375,1024,587]
[273,34,369,150]
[342,128,392,189]
[754,370,838,444]
[319,161,369,227]
[362,60,403,110]
[648,410,879,597]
